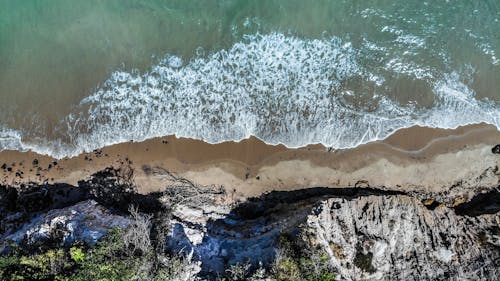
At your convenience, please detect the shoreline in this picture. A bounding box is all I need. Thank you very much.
[1,123,499,200]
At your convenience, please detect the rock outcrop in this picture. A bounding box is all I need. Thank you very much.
[168,188,499,280]
[492,144,500,154]
[306,194,499,280]
[1,167,498,280]
[1,200,130,251]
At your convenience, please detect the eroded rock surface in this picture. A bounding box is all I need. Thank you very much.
[1,200,130,251]
[0,166,498,280]
[305,195,499,280]
[168,188,499,280]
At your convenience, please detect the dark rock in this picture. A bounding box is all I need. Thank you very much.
[454,189,500,216]
[0,186,18,211]
[93,149,103,157]
[32,159,39,166]
[312,204,323,215]
[331,202,341,209]
[422,199,440,210]
[355,180,370,188]
[354,247,376,273]
[1,163,6,170]
[0,167,167,228]
[492,144,500,154]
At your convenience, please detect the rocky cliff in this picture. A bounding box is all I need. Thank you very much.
[305,194,499,280]
[167,186,499,280]
[1,164,499,280]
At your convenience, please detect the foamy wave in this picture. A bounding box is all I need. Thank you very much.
[0,127,73,158]
[0,128,23,152]
[1,33,499,158]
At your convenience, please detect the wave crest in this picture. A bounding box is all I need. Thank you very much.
[2,33,499,158]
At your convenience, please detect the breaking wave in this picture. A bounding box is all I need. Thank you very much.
[1,33,499,158]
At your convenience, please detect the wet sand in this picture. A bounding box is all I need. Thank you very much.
[1,123,499,200]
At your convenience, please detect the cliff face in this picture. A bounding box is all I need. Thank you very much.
[1,200,131,251]
[167,187,499,280]
[1,166,498,280]
[305,195,499,280]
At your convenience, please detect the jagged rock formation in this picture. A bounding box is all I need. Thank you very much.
[0,167,165,254]
[1,200,130,251]
[167,188,403,277]
[492,144,500,154]
[0,166,498,280]
[306,194,499,280]
[168,188,499,280]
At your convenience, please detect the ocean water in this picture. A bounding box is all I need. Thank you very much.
[0,0,499,158]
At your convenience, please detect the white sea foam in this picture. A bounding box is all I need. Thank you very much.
[0,127,23,152]
[1,33,499,158]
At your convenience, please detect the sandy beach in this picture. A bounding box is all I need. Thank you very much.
[1,123,498,201]
[2,2,500,280]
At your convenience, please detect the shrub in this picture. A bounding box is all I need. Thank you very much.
[69,247,85,264]
[272,249,303,281]
[122,206,152,256]
[66,228,139,281]
[272,234,336,281]
[0,228,141,281]
[224,262,252,280]
[299,251,336,281]
[0,254,20,278]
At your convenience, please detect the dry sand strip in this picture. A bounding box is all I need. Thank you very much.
[1,123,499,201]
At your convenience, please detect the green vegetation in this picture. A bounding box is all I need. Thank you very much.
[66,228,140,281]
[213,233,336,281]
[0,229,128,280]
[271,235,336,281]
[0,221,337,281]
[0,168,339,280]
[272,254,303,281]
[0,226,192,281]
[69,247,85,264]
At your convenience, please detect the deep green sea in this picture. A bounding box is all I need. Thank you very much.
[0,0,499,158]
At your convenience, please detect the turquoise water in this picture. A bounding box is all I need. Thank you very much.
[0,0,499,158]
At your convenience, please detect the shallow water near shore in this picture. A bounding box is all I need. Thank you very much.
[0,0,499,158]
